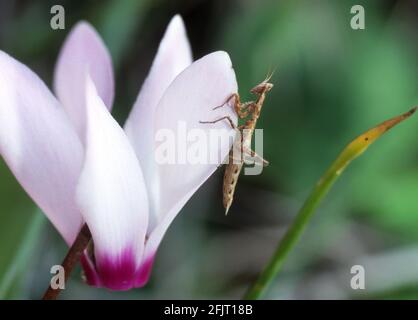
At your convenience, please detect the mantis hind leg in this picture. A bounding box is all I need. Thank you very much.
[243,147,269,167]
[199,116,237,129]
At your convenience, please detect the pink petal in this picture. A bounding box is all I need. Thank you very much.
[76,76,148,290]
[124,15,192,231]
[54,21,114,139]
[0,51,84,244]
[144,51,238,265]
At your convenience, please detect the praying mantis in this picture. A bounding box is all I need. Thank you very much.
[200,74,274,214]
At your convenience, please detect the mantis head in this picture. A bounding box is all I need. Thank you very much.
[250,71,274,95]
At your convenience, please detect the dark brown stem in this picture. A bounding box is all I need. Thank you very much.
[42,224,91,300]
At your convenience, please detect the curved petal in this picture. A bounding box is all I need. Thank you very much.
[124,15,192,231]
[143,51,238,267]
[0,51,83,244]
[76,76,148,290]
[54,21,114,139]
[138,190,195,286]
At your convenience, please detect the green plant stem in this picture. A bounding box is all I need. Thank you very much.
[244,168,337,300]
[244,107,417,300]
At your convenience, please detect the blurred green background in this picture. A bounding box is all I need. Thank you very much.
[1,0,418,299]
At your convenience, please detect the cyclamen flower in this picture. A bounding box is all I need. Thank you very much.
[0,15,237,290]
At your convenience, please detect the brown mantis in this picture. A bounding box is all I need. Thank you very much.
[200,74,273,214]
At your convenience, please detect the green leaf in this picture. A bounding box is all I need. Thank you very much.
[0,210,45,299]
[244,108,417,299]
[0,160,46,299]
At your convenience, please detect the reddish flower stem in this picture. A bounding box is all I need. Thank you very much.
[42,224,91,300]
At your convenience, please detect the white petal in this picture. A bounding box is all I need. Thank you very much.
[54,21,114,139]
[0,51,83,244]
[144,189,196,265]
[124,15,192,230]
[146,51,238,258]
[76,76,148,290]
